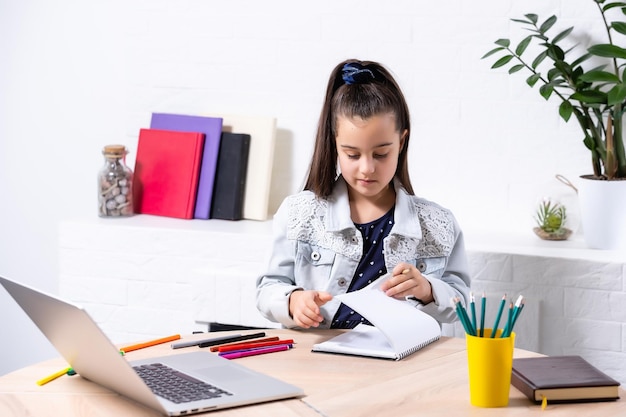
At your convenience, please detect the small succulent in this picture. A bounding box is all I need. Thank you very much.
[535,199,567,233]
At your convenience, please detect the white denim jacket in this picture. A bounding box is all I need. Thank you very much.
[256,177,471,329]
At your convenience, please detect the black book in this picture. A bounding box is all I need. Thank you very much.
[511,356,620,403]
[210,132,251,220]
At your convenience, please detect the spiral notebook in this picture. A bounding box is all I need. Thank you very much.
[312,274,441,360]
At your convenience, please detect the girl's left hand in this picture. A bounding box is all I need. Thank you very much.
[379,263,434,304]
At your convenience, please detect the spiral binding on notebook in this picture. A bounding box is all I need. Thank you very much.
[397,334,441,360]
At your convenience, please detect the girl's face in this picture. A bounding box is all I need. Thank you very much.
[335,113,406,201]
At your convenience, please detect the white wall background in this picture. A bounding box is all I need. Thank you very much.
[0,0,610,375]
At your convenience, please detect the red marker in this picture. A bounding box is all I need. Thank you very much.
[217,339,294,353]
[220,344,292,360]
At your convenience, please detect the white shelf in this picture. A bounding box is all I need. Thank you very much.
[67,215,625,263]
[464,228,626,263]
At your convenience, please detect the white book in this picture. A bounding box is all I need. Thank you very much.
[207,113,276,221]
[312,274,441,360]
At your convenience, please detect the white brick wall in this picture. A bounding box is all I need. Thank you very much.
[58,216,281,344]
[59,217,626,385]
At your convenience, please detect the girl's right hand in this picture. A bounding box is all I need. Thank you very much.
[289,290,332,328]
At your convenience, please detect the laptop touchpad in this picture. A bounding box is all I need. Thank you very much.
[195,365,255,382]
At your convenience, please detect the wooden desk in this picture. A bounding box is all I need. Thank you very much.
[1,330,624,416]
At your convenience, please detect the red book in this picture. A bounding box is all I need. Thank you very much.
[133,128,205,219]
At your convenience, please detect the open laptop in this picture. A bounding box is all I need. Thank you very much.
[0,276,303,416]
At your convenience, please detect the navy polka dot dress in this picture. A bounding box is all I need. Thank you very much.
[331,206,395,329]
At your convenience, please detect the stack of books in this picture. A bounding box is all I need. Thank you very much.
[132,112,276,221]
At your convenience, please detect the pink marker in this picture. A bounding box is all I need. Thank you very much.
[220,344,292,360]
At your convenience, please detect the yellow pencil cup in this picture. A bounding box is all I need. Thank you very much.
[466,329,515,407]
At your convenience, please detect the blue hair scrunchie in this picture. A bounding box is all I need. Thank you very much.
[341,62,376,85]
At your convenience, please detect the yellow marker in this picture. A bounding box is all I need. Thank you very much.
[37,367,72,386]
[541,395,548,410]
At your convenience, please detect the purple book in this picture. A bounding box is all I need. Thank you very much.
[150,113,223,219]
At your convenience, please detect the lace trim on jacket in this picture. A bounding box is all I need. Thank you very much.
[383,200,455,266]
[284,193,455,261]
[285,194,361,261]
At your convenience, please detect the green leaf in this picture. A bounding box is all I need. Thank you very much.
[570,90,608,104]
[515,36,533,56]
[524,14,538,25]
[578,70,621,83]
[559,101,573,121]
[547,68,569,87]
[495,39,511,48]
[491,55,514,69]
[546,44,565,61]
[527,73,542,87]
[571,53,592,68]
[603,2,626,12]
[588,44,626,59]
[509,64,525,74]
[553,27,574,44]
[511,18,534,27]
[612,21,626,35]
[553,61,572,78]
[532,50,548,69]
[572,66,586,84]
[481,47,506,59]
[547,67,562,81]
[539,83,554,100]
[607,83,626,105]
[539,15,558,33]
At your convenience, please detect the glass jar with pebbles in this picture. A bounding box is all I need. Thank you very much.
[98,144,134,217]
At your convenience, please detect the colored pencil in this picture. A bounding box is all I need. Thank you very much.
[120,334,181,353]
[501,301,513,338]
[37,367,72,386]
[469,292,477,335]
[209,336,279,352]
[453,297,475,336]
[506,297,525,337]
[217,339,294,353]
[172,334,242,349]
[490,294,507,338]
[198,332,266,348]
[220,344,291,360]
[479,292,486,337]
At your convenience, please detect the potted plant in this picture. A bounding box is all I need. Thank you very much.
[533,199,572,241]
[482,0,626,249]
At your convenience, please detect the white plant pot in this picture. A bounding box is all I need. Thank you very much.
[577,176,626,250]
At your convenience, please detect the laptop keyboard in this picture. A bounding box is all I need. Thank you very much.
[133,363,232,404]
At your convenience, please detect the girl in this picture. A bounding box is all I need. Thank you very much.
[256,59,471,329]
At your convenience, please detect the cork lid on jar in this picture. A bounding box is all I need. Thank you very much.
[102,145,127,157]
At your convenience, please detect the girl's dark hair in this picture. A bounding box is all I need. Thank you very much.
[303,59,413,198]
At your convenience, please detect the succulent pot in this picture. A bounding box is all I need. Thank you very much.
[533,227,573,241]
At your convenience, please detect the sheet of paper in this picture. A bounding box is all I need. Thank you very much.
[334,273,441,357]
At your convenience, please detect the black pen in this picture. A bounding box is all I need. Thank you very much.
[171,334,242,349]
[198,332,267,348]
